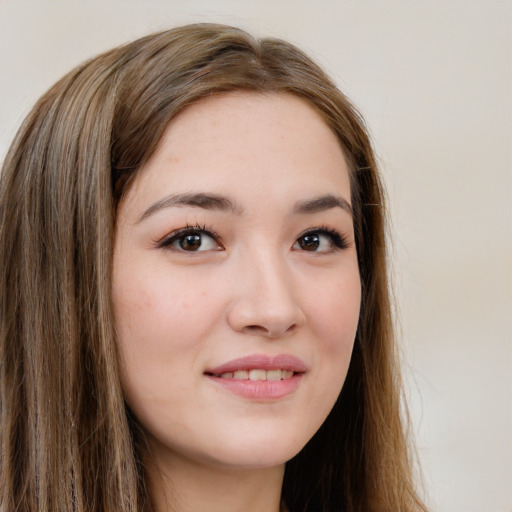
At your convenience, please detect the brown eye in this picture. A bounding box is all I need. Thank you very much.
[180,234,202,251]
[160,228,221,252]
[297,234,320,251]
[293,229,348,253]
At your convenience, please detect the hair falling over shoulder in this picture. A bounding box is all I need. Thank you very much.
[0,23,428,512]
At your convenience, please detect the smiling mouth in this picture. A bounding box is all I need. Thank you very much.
[208,369,296,381]
[204,354,307,399]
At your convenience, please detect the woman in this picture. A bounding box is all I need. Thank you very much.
[0,24,427,511]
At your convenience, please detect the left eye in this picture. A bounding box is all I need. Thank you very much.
[160,229,221,252]
[293,229,346,252]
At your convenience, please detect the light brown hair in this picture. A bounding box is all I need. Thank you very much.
[0,24,427,511]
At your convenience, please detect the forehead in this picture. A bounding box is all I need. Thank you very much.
[126,91,351,207]
[162,91,343,161]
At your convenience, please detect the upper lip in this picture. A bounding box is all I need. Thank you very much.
[205,354,308,375]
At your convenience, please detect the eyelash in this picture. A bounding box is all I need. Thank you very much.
[157,223,222,250]
[157,224,348,252]
[295,226,349,252]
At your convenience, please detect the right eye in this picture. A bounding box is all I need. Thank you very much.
[159,227,222,252]
[292,227,348,253]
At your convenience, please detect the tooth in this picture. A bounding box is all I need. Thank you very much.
[266,369,282,381]
[234,370,248,380]
[282,370,294,379]
[220,372,233,378]
[249,369,266,381]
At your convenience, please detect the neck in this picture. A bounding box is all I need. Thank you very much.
[144,447,285,512]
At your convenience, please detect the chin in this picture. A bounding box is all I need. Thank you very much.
[197,430,313,471]
[204,449,296,471]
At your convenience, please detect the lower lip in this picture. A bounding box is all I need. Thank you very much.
[206,373,303,400]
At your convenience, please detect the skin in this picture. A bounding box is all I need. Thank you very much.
[112,92,361,512]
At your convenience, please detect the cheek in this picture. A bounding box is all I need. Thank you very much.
[309,270,360,375]
[307,270,361,350]
[112,269,220,402]
[114,265,219,351]
[291,270,360,442]
[112,274,213,429]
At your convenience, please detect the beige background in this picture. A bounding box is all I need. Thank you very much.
[0,1,510,510]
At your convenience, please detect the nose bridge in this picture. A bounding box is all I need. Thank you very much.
[249,245,293,303]
[227,243,305,338]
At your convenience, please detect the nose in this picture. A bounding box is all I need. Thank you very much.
[226,251,306,339]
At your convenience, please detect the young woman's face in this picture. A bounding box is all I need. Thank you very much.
[113,92,361,471]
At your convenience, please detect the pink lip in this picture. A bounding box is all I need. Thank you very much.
[205,354,308,375]
[205,354,307,401]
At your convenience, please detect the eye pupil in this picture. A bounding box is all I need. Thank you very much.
[299,234,320,251]
[180,234,202,251]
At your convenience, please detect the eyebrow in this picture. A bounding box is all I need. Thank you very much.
[137,192,243,222]
[293,194,353,217]
[137,192,352,223]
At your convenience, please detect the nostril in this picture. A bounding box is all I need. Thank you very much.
[243,325,269,334]
[242,323,298,338]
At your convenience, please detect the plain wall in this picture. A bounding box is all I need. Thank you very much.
[0,1,510,510]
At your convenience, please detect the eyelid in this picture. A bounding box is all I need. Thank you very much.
[155,224,349,252]
[294,226,349,251]
[156,224,223,251]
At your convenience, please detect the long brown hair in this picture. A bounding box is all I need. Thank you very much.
[0,24,427,511]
